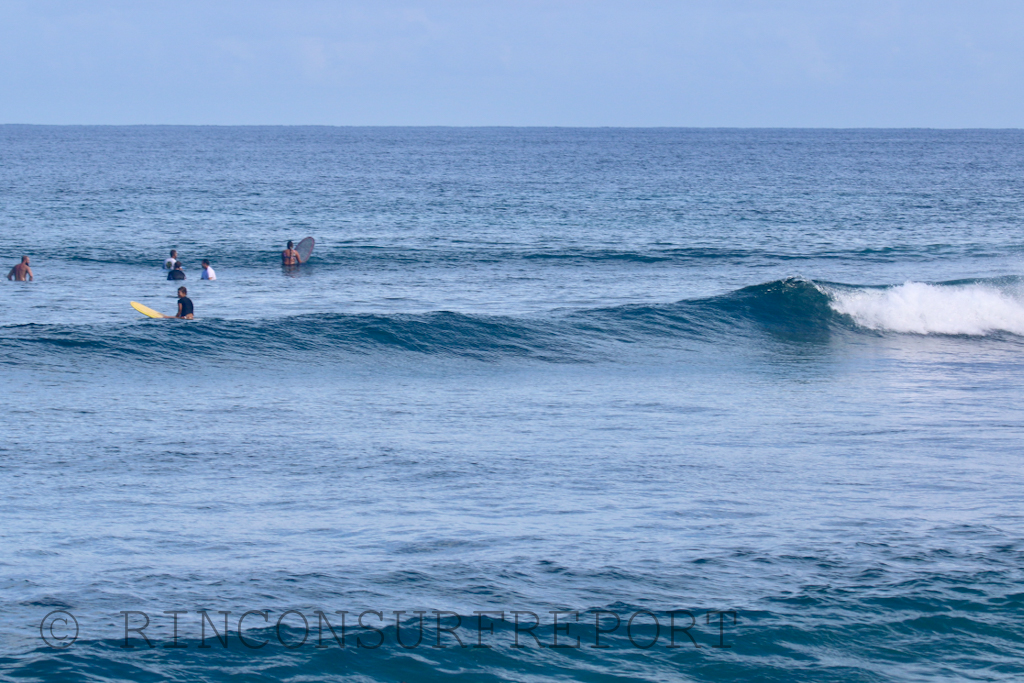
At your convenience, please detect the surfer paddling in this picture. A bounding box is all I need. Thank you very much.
[176,287,194,319]
[282,241,301,267]
[7,256,33,281]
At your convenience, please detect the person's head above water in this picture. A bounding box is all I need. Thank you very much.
[178,286,187,297]
[174,261,182,269]
[21,256,29,264]
[170,250,177,258]
[287,241,294,249]
[201,260,210,267]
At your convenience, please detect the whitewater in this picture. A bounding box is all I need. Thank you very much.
[1,127,1024,682]
[828,279,1024,336]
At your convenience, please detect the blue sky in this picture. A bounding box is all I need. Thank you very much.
[2,0,1022,126]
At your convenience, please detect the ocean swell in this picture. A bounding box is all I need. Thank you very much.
[4,278,1022,369]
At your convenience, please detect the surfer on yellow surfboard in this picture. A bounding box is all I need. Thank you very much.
[131,287,194,319]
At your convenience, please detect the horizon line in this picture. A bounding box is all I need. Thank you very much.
[2,123,1023,131]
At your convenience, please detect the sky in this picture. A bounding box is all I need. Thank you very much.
[1,0,1022,127]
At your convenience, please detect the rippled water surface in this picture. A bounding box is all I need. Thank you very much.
[1,127,1023,682]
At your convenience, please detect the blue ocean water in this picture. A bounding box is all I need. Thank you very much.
[1,126,1024,682]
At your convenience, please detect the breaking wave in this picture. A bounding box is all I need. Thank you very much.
[3,278,1023,369]
[827,279,1024,336]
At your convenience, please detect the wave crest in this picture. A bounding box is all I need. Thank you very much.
[829,281,1024,336]
[5,279,1023,369]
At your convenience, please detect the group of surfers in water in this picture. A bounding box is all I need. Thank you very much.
[7,241,305,320]
[161,242,303,317]
[163,241,302,279]
[163,250,217,281]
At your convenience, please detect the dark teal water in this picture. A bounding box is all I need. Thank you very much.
[2,127,1024,682]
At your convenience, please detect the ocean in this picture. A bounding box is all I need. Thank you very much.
[1,126,1023,682]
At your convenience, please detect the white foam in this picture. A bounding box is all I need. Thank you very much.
[828,281,1024,336]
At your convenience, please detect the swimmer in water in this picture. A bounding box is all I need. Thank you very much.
[167,261,186,280]
[176,287,194,319]
[282,241,301,267]
[7,256,33,281]
[200,259,216,280]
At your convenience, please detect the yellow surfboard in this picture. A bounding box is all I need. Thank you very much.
[130,301,168,319]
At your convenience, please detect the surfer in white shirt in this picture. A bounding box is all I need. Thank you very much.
[164,250,178,269]
[201,260,216,280]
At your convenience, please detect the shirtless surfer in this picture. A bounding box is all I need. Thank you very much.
[282,241,301,267]
[7,256,33,281]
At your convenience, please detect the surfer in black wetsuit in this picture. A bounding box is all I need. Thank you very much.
[176,287,194,319]
[167,261,186,280]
